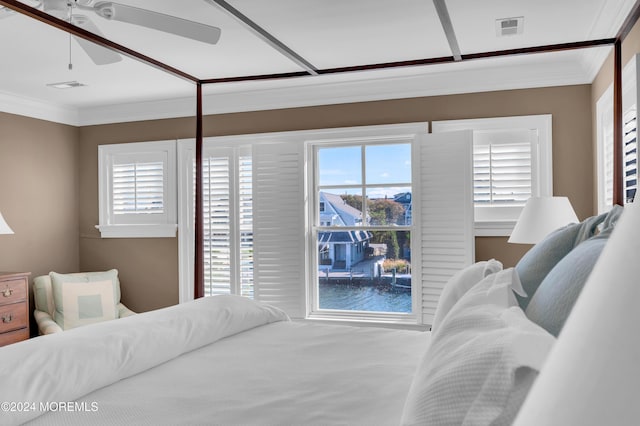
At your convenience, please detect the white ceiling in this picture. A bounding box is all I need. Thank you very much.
[0,0,636,125]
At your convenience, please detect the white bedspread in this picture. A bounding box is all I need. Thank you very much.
[1,296,429,426]
[0,295,289,426]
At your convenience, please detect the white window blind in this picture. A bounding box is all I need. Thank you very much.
[416,130,474,325]
[238,154,254,298]
[624,107,638,204]
[112,161,165,215]
[473,139,532,207]
[201,150,254,298]
[97,140,177,238]
[203,155,232,296]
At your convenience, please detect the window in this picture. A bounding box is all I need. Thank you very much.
[178,124,474,327]
[432,115,552,236]
[97,140,177,238]
[597,54,639,213]
[312,142,413,317]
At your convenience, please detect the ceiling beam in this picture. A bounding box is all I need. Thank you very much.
[202,38,615,85]
[433,0,462,61]
[461,38,616,61]
[0,0,199,83]
[204,0,319,76]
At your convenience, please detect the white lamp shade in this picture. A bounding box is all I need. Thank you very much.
[0,211,13,235]
[514,201,640,425]
[508,196,578,244]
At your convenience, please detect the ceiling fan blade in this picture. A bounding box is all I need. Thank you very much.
[71,15,122,65]
[93,2,221,45]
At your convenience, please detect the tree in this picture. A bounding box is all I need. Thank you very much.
[368,198,405,225]
[340,194,363,211]
[340,195,405,226]
[371,230,400,259]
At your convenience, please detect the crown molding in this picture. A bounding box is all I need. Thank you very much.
[0,49,611,126]
[0,90,78,125]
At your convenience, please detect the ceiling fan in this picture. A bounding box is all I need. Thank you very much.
[1,0,222,65]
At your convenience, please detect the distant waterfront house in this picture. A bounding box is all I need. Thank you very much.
[319,192,366,226]
[393,192,412,225]
[318,192,371,271]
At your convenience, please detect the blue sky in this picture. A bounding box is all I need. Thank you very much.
[318,144,412,198]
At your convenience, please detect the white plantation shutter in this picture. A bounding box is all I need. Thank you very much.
[416,131,474,325]
[624,107,638,204]
[97,140,177,237]
[238,154,254,298]
[600,106,638,209]
[473,141,532,206]
[203,154,232,296]
[253,142,305,318]
[473,129,536,208]
[112,160,165,216]
[602,115,615,210]
[202,149,254,298]
[178,142,254,300]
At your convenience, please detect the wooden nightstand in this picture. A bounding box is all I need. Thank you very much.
[0,272,30,346]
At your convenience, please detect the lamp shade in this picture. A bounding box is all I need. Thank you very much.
[0,211,14,235]
[508,196,578,244]
[514,201,640,425]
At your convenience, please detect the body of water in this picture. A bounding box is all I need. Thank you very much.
[318,282,411,313]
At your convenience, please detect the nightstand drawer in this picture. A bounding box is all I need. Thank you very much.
[0,278,27,305]
[0,302,28,334]
[0,328,29,347]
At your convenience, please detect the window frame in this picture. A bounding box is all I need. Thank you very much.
[97,140,177,238]
[432,114,552,236]
[308,136,416,324]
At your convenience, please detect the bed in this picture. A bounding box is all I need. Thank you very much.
[1,203,637,426]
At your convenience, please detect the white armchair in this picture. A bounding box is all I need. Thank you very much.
[33,271,136,335]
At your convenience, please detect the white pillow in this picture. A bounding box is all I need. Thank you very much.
[432,259,503,331]
[401,269,554,426]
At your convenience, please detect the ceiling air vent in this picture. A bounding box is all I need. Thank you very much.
[496,17,524,37]
[46,81,87,89]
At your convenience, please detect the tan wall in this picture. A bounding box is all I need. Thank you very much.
[0,112,80,332]
[0,113,80,276]
[79,84,593,311]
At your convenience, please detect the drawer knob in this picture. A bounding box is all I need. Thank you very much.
[2,288,13,298]
[2,314,12,324]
